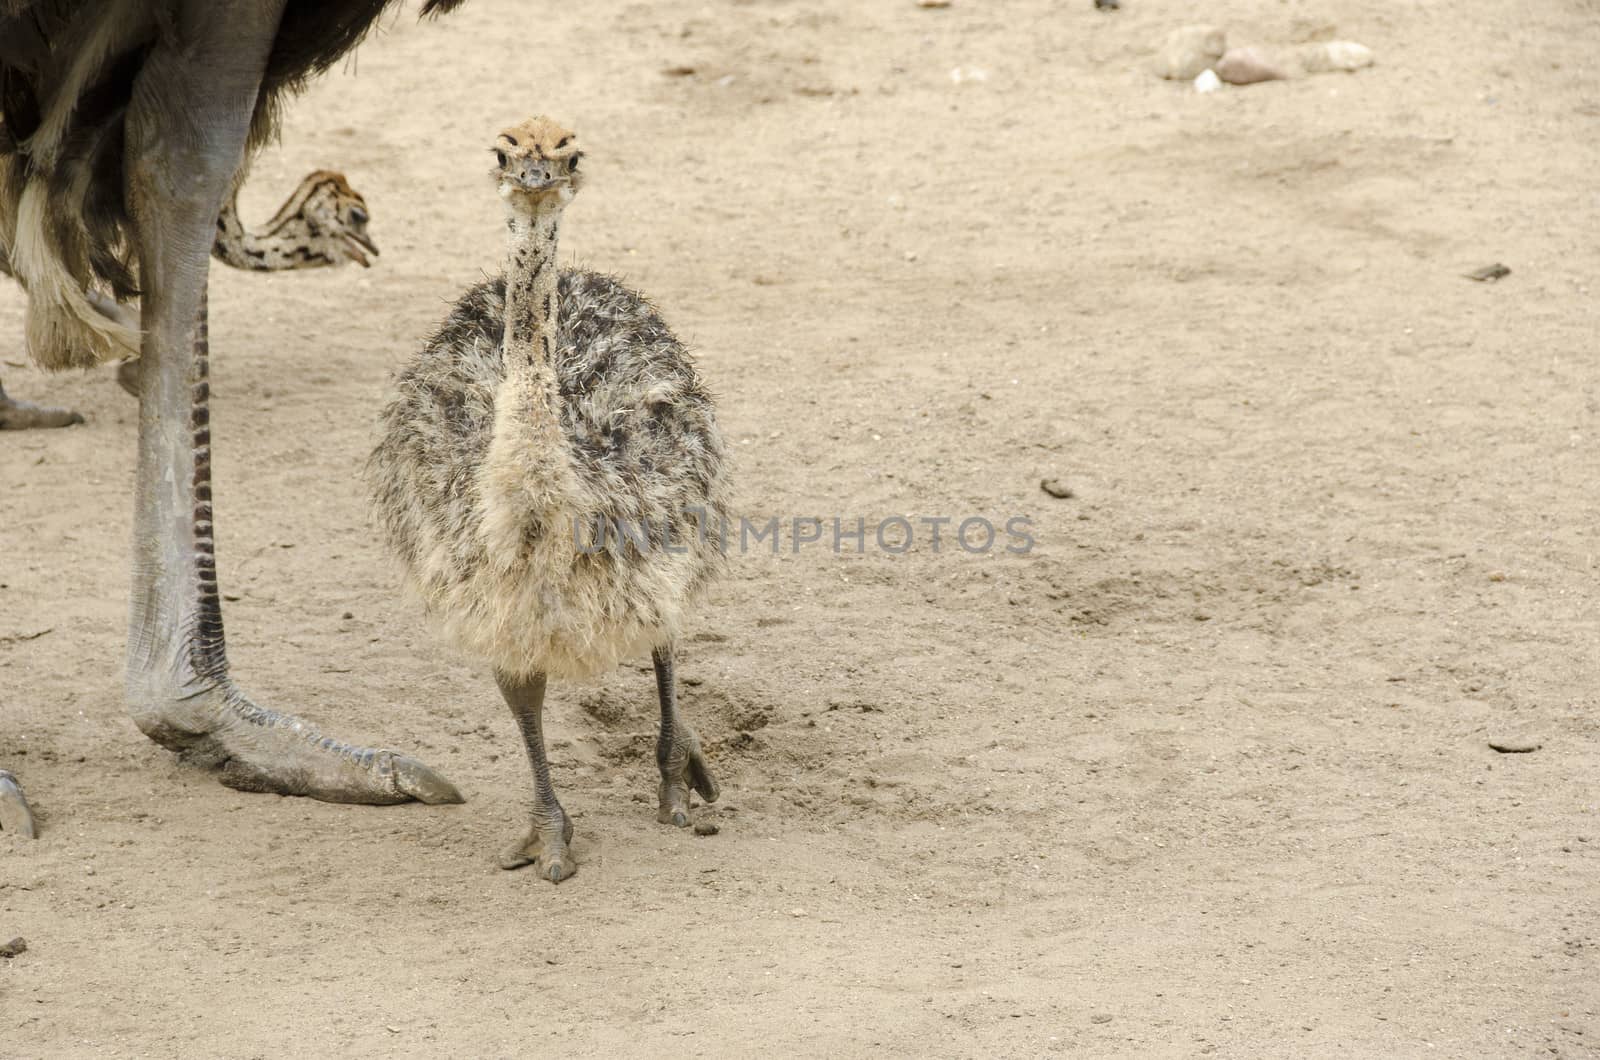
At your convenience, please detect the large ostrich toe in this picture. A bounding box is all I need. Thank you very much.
[391,754,465,805]
[139,681,462,806]
[0,770,38,838]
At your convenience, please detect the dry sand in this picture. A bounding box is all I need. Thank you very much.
[2,0,1598,1054]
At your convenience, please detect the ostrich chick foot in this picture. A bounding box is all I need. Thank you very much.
[657,729,719,828]
[0,770,38,838]
[499,811,576,883]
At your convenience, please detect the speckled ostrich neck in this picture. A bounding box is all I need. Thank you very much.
[503,205,564,376]
[210,187,331,272]
[479,197,581,522]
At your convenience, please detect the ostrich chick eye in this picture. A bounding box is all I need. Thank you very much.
[568,156,580,173]
[495,150,508,167]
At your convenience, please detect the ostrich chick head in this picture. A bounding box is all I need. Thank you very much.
[492,117,583,209]
[295,170,379,266]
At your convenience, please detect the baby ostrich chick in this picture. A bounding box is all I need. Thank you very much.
[112,170,379,395]
[210,169,379,272]
[1,168,379,425]
[370,117,731,883]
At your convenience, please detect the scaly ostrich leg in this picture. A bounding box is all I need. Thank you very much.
[495,671,574,882]
[651,646,718,828]
[122,1,458,805]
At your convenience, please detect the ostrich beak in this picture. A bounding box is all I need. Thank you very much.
[342,230,379,268]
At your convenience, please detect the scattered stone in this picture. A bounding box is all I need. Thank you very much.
[1300,40,1374,74]
[1216,47,1287,85]
[1153,25,1227,81]
[1091,1013,1114,1024]
[1465,263,1511,283]
[1487,570,1508,582]
[915,0,951,7]
[661,65,696,78]
[1094,0,1119,10]
[0,937,25,958]
[790,908,808,918]
[1193,69,1222,94]
[341,611,354,620]
[1488,736,1542,754]
[694,821,720,836]
[1040,478,1074,499]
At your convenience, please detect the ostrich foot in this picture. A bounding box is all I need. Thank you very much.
[0,770,38,838]
[0,387,85,430]
[652,646,719,828]
[499,812,576,882]
[132,680,462,805]
[657,730,719,828]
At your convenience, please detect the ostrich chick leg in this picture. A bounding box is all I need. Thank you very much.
[0,770,37,838]
[120,2,457,806]
[496,671,575,882]
[652,645,719,828]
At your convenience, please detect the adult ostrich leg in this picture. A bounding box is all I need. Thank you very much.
[121,5,458,805]
[0,0,461,832]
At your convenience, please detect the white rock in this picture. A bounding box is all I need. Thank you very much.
[1301,40,1374,74]
[1154,25,1227,81]
[1193,69,1222,94]
[1216,47,1288,85]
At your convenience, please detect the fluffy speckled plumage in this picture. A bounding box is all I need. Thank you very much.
[368,270,732,679]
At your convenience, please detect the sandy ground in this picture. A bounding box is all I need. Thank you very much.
[3,0,1598,1054]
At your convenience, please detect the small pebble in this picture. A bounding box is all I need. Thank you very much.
[0,937,26,958]
[790,908,808,917]
[1487,571,1507,582]
[693,821,720,836]
[1300,40,1373,74]
[1466,264,1511,283]
[341,611,355,620]
[1153,25,1226,81]
[1216,47,1287,84]
[1488,737,1542,754]
[1091,1013,1114,1024]
[1040,478,1074,499]
[1094,0,1119,9]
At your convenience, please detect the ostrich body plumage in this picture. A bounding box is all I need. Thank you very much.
[369,271,733,680]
